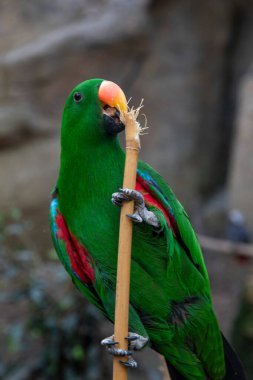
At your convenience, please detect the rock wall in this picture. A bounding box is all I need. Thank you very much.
[229,74,253,234]
[0,0,252,228]
[133,0,234,203]
[0,1,150,210]
[227,1,253,235]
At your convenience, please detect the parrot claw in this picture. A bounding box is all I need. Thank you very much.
[112,192,130,207]
[112,188,160,228]
[125,333,149,351]
[127,213,143,223]
[101,335,132,357]
[101,339,118,346]
[101,335,118,346]
[102,333,147,369]
[119,188,144,205]
[107,348,132,357]
[119,357,138,368]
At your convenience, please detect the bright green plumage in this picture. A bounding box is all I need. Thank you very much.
[50,78,228,379]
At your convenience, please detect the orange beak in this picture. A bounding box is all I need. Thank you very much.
[98,80,128,113]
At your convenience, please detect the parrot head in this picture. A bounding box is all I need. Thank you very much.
[61,78,128,147]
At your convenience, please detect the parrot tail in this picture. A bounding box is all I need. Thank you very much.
[165,334,247,380]
[222,333,247,380]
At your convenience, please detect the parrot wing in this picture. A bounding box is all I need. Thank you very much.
[136,161,209,284]
[50,192,108,318]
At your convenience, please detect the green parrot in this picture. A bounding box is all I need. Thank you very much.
[50,78,246,380]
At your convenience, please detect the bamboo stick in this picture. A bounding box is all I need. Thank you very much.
[113,107,141,380]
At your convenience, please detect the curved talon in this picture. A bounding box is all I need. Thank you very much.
[112,199,122,207]
[101,340,118,346]
[101,336,118,346]
[119,357,138,368]
[127,213,143,223]
[126,335,138,341]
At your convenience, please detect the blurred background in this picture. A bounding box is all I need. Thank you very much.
[0,0,253,379]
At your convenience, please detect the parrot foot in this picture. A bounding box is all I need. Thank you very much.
[119,357,138,368]
[101,332,148,369]
[112,188,160,228]
[101,335,131,357]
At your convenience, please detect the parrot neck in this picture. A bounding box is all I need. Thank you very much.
[57,137,125,221]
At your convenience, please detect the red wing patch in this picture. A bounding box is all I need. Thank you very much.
[136,176,178,236]
[55,211,95,284]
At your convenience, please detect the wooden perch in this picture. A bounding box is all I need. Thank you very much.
[198,234,253,258]
[113,106,141,380]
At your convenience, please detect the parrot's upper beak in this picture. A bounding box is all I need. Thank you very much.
[98,80,128,135]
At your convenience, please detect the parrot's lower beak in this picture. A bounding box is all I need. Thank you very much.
[98,80,127,136]
[102,105,125,135]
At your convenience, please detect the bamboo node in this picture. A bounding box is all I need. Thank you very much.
[125,146,139,151]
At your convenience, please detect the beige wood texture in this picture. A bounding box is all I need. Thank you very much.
[113,110,141,380]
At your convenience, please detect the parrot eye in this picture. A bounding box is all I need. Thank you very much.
[73,92,83,103]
